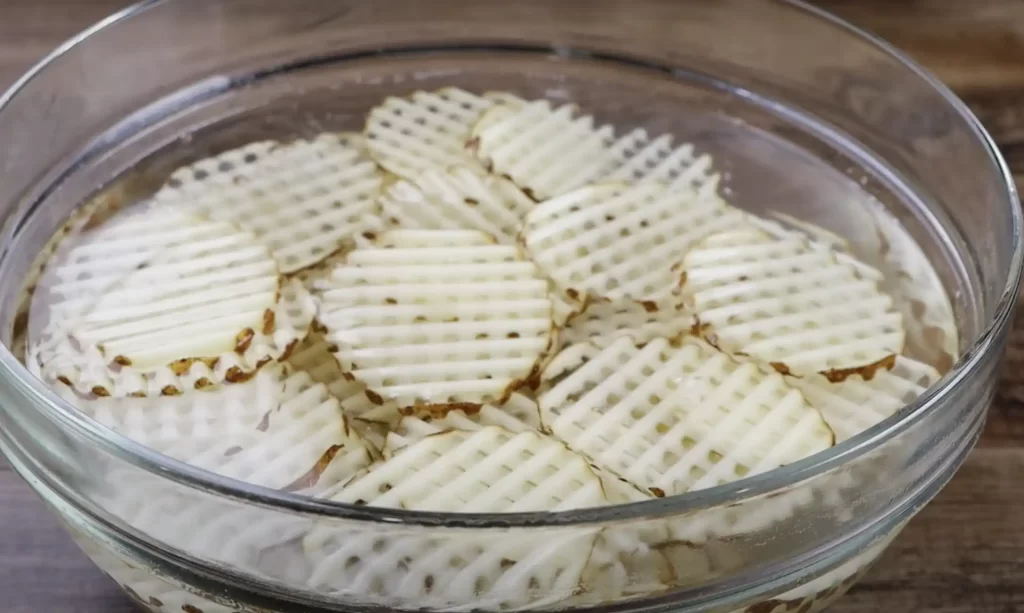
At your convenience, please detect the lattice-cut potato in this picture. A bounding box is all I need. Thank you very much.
[606,128,722,200]
[67,368,372,492]
[540,296,694,391]
[384,392,544,452]
[303,427,606,610]
[285,328,364,399]
[559,297,693,351]
[521,182,750,302]
[104,480,312,577]
[378,164,534,244]
[27,206,208,340]
[577,535,674,605]
[10,191,125,363]
[680,228,905,382]
[746,213,885,283]
[470,100,618,200]
[282,333,388,458]
[153,133,382,273]
[539,336,834,496]
[28,209,316,397]
[787,355,940,442]
[313,229,555,412]
[365,88,524,180]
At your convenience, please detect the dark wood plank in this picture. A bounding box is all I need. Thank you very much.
[3,2,1024,612]
[0,472,134,613]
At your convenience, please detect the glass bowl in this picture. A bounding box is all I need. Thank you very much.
[0,1,1019,612]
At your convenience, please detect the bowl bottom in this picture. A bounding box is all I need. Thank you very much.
[61,513,899,613]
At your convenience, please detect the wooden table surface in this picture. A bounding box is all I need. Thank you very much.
[4,1,1024,612]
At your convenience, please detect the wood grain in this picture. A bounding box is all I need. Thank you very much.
[2,2,1024,612]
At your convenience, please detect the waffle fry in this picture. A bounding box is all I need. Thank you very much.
[471,100,617,200]
[681,228,904,381]
[29,209,316,396]
[606,128,721,200]
[379,165,533,244]
[304,427,604,609]
[522,182,749,302]
[539,336,834,496]
[70,368,372,491]
[315,229,554,411]
[153,133,382,273]
[385,392,545,453]
[365,88,524,179]
[788,355,940,442]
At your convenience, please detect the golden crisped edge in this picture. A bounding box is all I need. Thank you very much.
[470,100,618,201]
[153,133,383,274]
[539,335,834,497]
[312,229,555,413]
[365,88,525,180]
[787,355,940,442]
[378,164,534,244]
[521,182,749,302]
[681,227,905,381]
[28,208,316,396]
[302,427,607,610]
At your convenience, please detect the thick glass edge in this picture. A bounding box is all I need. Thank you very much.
[0,0,1018,528]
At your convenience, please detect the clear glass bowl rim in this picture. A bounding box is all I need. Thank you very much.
[0,0,1019,528]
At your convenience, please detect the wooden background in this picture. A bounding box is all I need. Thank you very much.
[3,1,1024,611]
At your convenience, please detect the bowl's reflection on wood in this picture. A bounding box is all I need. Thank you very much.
[2,1,1024,612]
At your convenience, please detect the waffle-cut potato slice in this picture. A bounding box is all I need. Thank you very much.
[153,133,382,273]
[314,229,555,411]
[365,88,524,180]
[27,206,211,342]
[663,478,819,544]
[746,214,884,283]
[681,228,905,381]
[29,212,317,397]
[560,297,693,351]
[540,297,693,391]
[323,427,610,510]
[118,574,239,613]
[71,368,373,492]
[10,193,123,362]
[379,165,534,244]
[281,329,387,452]
[788,356,940,442]
[384,392,544,452]
[303,427,604,610]
[606,128,722,200]
[539,336,834,496]
[285,328,361,398]
[470,100,618,200]
[70,365,285,451]
[382,399,653,508]
[105,481,312,575]
[522,182,749,302]
[577,535,674,604]
[170,370,372,493]
[32,268,316,398]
